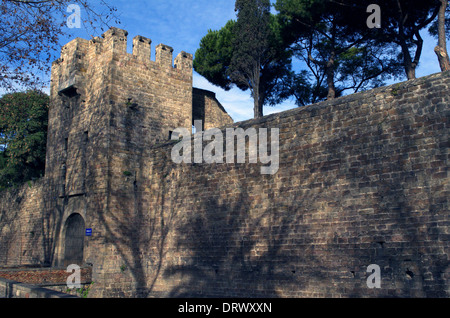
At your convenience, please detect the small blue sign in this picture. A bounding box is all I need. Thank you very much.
[85,228,92,237]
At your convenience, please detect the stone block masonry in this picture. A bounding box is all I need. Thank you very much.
[0,27,448,298]
[101,71,448,298]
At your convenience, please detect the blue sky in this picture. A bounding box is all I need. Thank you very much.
[60,0,447,122]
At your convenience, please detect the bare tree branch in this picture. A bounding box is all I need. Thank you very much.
[0,0,119,91]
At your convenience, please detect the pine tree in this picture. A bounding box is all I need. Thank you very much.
[194,1,293,118]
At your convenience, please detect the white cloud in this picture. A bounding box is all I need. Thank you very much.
[193,73,297,123]
[193,73,253,122]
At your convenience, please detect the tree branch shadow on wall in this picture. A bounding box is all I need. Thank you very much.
[40,186,64,267]
[313,89,449,298]
[0,179,59,268]
[353,92,449,298]
[0,188,22,266]
[93,101,181,297]
[162,89,448,298]
[163,162,330,298]
[37,91,89,268]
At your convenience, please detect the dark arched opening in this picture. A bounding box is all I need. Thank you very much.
[63,213,85,266]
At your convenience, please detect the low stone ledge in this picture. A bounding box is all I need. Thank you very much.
[0,277,78,298]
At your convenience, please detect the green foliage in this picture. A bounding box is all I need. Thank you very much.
[280,70,329,107]
[276,0,405,101]
[390,84,401,96]
[194,0,293,118]
[429,3,450,39]
[123,171,132,177]
[193,20,237,91]
[0,90,49,191]
[67,282,94,298]
[78,282,94,298]
[230,0,274,83]
[336,44,403,92]
[231,0,288,118]
[0,151,6,170]
[365,0,441,79]
[193,0,445,113]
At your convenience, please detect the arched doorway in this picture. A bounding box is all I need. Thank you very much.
[63,213,85,266]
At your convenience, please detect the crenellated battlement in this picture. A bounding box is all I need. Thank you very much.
[102,27,128,53]
[52,27,193,89]
[51,27,194,109]
[174,51,194,70]
[47,27,230,190]
[132,35,152,61]
[49,26,216,158]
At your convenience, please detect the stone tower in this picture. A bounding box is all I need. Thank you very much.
[45,27,232,268]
